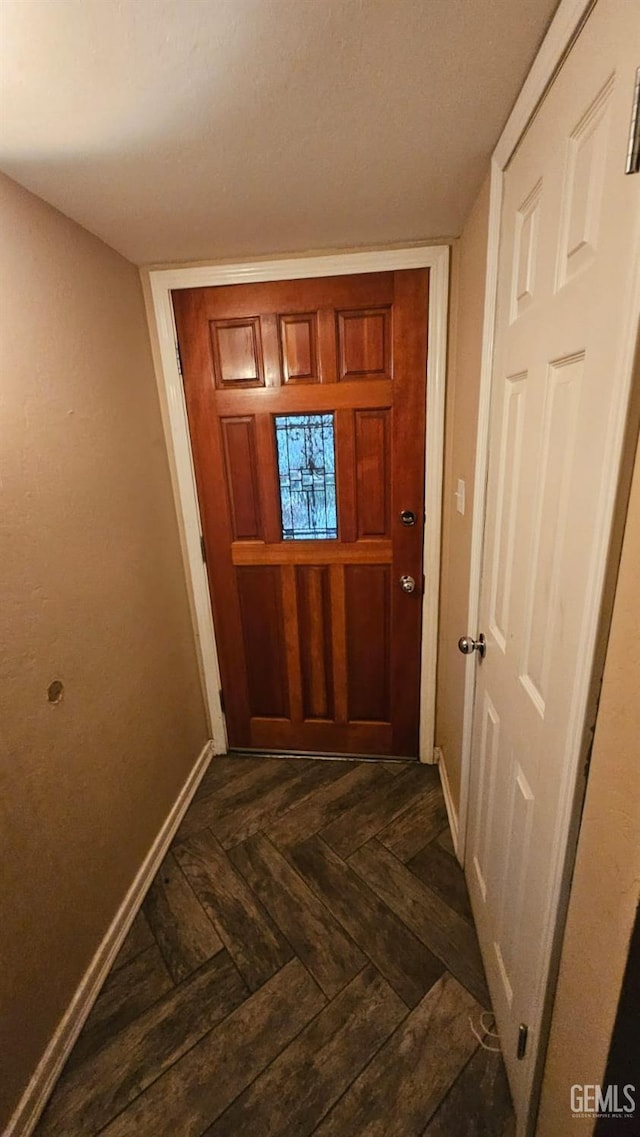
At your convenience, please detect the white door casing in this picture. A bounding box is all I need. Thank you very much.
[465,1,640,1132]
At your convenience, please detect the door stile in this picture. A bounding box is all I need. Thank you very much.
[391,270,429,755]
[335,408,357,543]
[329,563,349,726]
[280,565,304,724]
[257,312,281,388]
[179,305,252,744]
[254,413,282,543]
[317,309,338,383]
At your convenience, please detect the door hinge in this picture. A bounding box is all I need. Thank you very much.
[200,534,207,564]
[219,688,226,714]
[625,66,640,174]
[517,1023,529,1060]
[175,338,183,377]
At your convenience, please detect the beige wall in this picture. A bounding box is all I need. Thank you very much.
[536,430,640,1135]
[0,173,207,1128]
[436,173,490,810]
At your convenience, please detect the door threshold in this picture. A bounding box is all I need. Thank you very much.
[228,748,420,764]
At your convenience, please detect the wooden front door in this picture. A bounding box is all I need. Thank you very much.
[173,270,429,756]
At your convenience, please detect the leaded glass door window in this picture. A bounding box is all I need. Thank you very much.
[275,413,337,540]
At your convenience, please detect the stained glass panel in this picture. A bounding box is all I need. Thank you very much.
[275,413,337,540]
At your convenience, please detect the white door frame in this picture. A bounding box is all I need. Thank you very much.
[143,245,450,759]
[457,0,597,859]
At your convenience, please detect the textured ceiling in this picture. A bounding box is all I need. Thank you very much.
[0,0,557,265]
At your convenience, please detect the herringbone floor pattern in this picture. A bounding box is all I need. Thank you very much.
[35,755,515,1137]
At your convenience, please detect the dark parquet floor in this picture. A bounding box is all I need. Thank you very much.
[35,755,515,1137]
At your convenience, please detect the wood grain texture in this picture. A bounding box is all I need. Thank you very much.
[204,965,406,1137]
[230,833,365,996]
[297,565,334,720]
[279,312,319,384]
[254,412,283,542]
[349,841,490,1008]
[329,562,348,723]
[355,408,391,537]
[422,1044,514,1136]
[236,564,289,718]
[210,316,264,388]
[173,270,428,754]
[174,755,305,841]
[289,835,444,1008]
[377,780,447,862]
[312,973,481,1137]
[65,944,173,1069]
[34,755,513,1137]
[437,825,457,857]
[266,761,391,849]
[174,830,292,990]
[142,851,223,982]
[389,269,429,756]
[111,909,154,970]
[345,563,391,723]
[317,308,339,384]
[320,763,435,858]
[213,378,393,415]
[36,951,248,1137]
[281,563,304,723]
[192,754,265,803]
[230,540,392,565]
[409,838,474,923]
[99,960,325,1137]
[337,307,391,381]
[220,416,262,539]
[246,716,393,755]
[208,756,352,849]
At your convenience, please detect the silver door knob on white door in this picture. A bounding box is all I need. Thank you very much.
[458,633,486,658]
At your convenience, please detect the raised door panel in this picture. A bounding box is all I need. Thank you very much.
[510,181,542,323]
[355,408,391,538]
[555,77,614,289]
[470,690,501,906]
[519,353,583,720]
[296,566,335,721]
[221,417,263,541]
[236,566,289,719]
[493,761,535,1011]
[488,373,527,653]
[279,314,319,384]
[210,317,265,389]
[345,564,391,723]
[337,307,392,382]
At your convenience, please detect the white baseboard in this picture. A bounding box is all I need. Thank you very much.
[6,739,215,1137]
[434,746,461,863]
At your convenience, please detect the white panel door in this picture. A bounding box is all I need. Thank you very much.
[466,1,640,1130]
